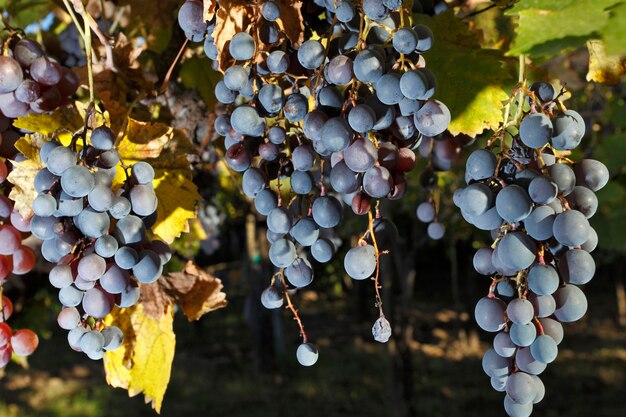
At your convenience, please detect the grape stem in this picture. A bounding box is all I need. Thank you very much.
[69,0,116,71]
[367,210,384,316]
[278,271,308,343]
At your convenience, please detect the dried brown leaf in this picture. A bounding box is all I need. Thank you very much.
[140,261,228,321]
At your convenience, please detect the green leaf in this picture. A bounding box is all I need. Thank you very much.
[0,0,52,29]
[413,11,516,137]
[593,180,626,251]
[592,132,626,174]
[603,2,626,56]
[179,57,222,109]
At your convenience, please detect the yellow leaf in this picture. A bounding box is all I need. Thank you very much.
[13,105,83,137]
[586,40,626,85]
[116,119,200,244]
[7,134,46,218]
[104,303,176,413]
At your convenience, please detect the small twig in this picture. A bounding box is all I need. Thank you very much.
[70,0,116,71]
[279,271,308,343]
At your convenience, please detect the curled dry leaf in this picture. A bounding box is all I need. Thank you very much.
[140,261,228,321]
[204,0,217,21]
[212,0,304,72]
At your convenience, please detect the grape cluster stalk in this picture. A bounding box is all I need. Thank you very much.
[459,80,608,417]
[179,0,450,365]
[33,122,171,360]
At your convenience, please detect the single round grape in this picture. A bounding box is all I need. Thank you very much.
[254,188,278,216]
[528,293,556,318]
[242,167,266,198]
[496,185,533,223]
[133,250,163,284]
[320,117,353,153]
[553,284,588,322]
[311,238,334,263]
[91,126,116,150]
[538,318,563,345]
[506,372,537,405]
[312,196,342,228]
[523,205,555,241]
[115,215,146,245]
[261,286,283,309]
[61,165,94,198]
[548,163,576,196]
[527,264,559,296]
[291,341,320,369]
[30,56,62,86]
[297,40,325,69]
[519,113,552,148]
[496,232,536,271]
[507,298,535,325]
[416,202,436,223]
[131,161,155,185]
[76,207,110,238]
[109,196,131,219]
[15,79,41,103]
[79,330,105,358]
[392,28,418,54]
[178,0,209,39]
[344,244,377,280]
[268,238,297,268]
[574,159,609,191]
[559,249,595,285]
[57,307,81,330]
[285,258,314,288]
[289,218,319,247]
[267,206,293,234]
[97,262,128,292]
[414,100,450,137]
[473,247,495,275]
[399,70,428,100]
[427,222,445,240]
[47,146,77,176]
[551,109,585,150]
[231,104,265,135]
[528,176,558,205]
[13,38,44,67]
[482,348,510,378]
[466,149,496,182]
[78,253,107,282]
[475,296,506,332]
[530,82,555,103]
[363,166,392,198]
[266,50,289,74]
[326,55,354,86]
[290,170,313,195]
[375,73,403,105]
[363,0,389,20]
[102,326,124,351]
[0,56,24,93]
[353,49,384,84]
[59,285,84,308]
[510,323,537,347]
[530,334,558,364]
[11,329,38,357]
[494,331,516,358]
[565,186,598,219]
[229,32,256,61]
[49,264,74,289]
[330,161,359,194]
[553,209,590,247]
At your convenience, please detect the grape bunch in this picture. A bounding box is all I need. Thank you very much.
[0,36,79,118]
[32,124,171,360]
[457,82,608,417]
[178,0,450,365]
[0,156,39,368]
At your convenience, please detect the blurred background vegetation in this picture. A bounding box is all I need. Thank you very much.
[0,0,625,416]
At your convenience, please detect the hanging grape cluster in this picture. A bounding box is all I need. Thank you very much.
[32,123,171,360]
[178,0,450,365]
[458,82,608,417]
[0,33,82,368]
